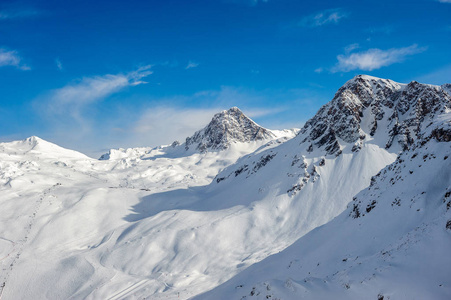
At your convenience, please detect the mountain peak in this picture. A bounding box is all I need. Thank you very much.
[300,76,450,155]
[184,107,276,152]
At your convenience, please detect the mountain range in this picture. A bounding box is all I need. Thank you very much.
[0,75,449,299]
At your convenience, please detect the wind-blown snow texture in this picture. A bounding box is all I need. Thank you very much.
[0,75,449,300]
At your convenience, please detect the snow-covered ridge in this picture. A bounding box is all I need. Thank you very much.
[0,136,89,159]
[300,74,450,155]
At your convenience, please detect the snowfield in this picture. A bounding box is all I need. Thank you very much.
[0,75,450,299]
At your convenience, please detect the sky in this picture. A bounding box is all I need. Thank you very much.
[0,0,450,157]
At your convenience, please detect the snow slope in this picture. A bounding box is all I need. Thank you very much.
[196,113,451,300]
[0,75,449,300]
[0,108,296,300]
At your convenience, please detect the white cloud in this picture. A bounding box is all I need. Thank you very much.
[46,65,152,111]
[298,9,348,27]
[314,67,323,74]
[34,66,153,155]
[438,0,451,3]
[332,44,426,72]
[0,48,30,70]
[185,61,199,69]
[38,65,152,139]
[55,58,63,71]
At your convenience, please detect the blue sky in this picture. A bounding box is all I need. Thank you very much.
[1,0,450,156]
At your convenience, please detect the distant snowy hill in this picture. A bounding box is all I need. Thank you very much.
[0,75,449,300]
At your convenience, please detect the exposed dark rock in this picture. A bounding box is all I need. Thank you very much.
[185,107,276,152]
[366,200,377,213]
[446,220,451,230]
[299,75,450,154]
[431,128,451,142]
[253,154,276,173]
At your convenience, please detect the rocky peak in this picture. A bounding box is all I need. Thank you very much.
[300,75,450,155]
[185,107,276,152]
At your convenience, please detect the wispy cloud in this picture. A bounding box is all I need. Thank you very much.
[344,43,359,54]
[0,48,30,70]
[298,9,348,27]
[0,9,39,20]
[55,58,63,71]
[438,0,451,3]
[332,44,427,72]
[185,61,199,69]
[40,65,152,130]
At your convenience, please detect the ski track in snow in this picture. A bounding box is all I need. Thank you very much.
[0,183,60,298]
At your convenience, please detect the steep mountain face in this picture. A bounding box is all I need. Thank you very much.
[0,76,449,300]
[184,107,280,152]
[300,75,450,155]
[196,111,451,300]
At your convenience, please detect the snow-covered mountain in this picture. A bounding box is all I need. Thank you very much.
[184,107,294,152]
[100,106,297,160]
[196,105,451,300]
[0,75,449,300]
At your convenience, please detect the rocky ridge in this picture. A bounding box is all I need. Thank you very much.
[301,75,450,155]
[185,107,277,152]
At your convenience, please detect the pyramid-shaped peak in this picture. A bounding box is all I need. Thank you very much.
[185,107,276,152]
[214,106,247,120]
[224,106,241,113]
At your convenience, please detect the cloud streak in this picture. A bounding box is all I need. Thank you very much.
[0,48,30,70]
[185,61,199,69]
[298,9,348,27]
[55,58,63,71]
[332,44,426,72]
[46,65,152,112]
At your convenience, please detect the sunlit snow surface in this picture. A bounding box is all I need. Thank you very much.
[0,76,450,300]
